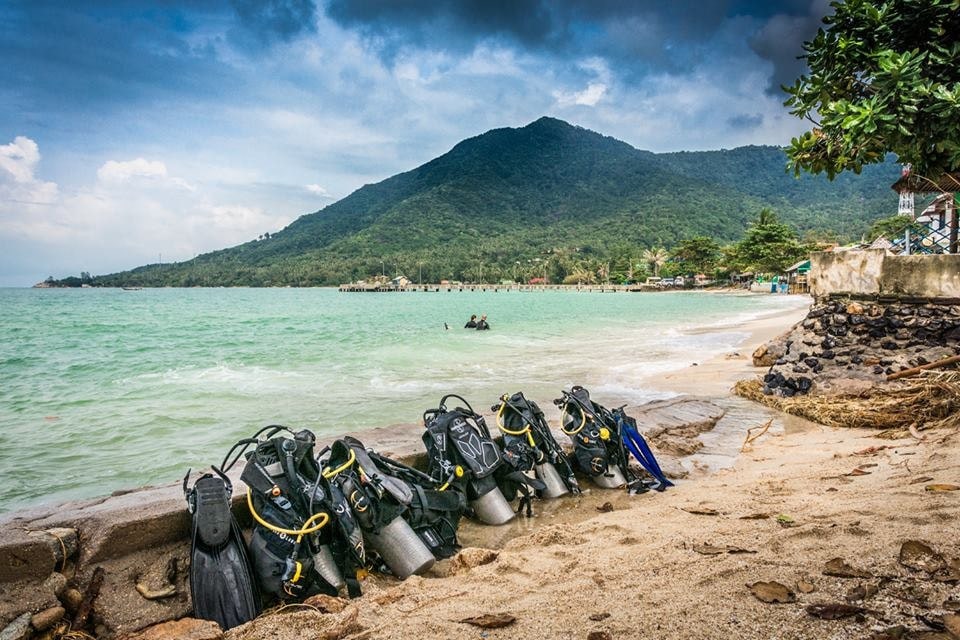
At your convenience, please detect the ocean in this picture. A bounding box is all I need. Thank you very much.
[0,287,807,513]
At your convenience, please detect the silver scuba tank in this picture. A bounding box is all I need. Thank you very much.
[536,462,569,498]
[470,486,516,525]
[592,465,626,489]
[364,516,436,579]
[312,544,345,590]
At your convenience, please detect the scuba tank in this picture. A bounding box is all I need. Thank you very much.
[322,437,436,579]
[494,392,581,499]
[221,426,364,601]
[556,386,673,493]
[556,387,630,490]
[421,394,516,525]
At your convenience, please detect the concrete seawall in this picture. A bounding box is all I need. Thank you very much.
[809,250,960,301]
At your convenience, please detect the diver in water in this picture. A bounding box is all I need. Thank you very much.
[475,315,490,330]
[464,314,478,328]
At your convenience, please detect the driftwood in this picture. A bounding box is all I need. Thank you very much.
[71,566,105,630]
[887,354,960,381]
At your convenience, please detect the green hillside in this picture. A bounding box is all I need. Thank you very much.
[94,117,898,287]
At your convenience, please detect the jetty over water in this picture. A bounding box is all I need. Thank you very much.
[338,283,651,293]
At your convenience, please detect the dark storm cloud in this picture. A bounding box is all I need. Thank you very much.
[229,0,318,47]
[748,0,832,92]
[0,1,235,127]
[322,0,825,89]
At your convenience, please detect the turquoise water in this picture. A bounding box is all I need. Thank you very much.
[0,287,806,512]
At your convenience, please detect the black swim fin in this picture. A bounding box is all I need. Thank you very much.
[184,471,261,630]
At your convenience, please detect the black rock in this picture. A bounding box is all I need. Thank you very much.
[792,365,809,374]
[851,355,863,364]
[821,337,837,350]
[917,355,929,366]
[873,365,885,375]
[821,350,836,359]
[849,314,865,325]
[881,341,898,350]
[797,377,812,393]
[804,357,819,368]
[879,358,894,366]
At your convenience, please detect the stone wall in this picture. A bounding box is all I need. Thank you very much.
[809,250,960,300]
[758,298,960,397]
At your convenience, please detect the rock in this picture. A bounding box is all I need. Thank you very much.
[847,302,864,315]
[40,574,67,601]
[30,607,64,632]
[59,588,83,614]
[753,341,785,367]
[118,618,222,640]
[0,613,31,640]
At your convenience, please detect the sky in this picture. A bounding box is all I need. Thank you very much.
[0,0,832,286]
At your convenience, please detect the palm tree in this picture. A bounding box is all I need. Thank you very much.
[642,247,669,277]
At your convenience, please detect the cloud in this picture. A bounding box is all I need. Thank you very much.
[305,183,330,196]
[97,158,167,182]
[97,158,195,191]
[0,136,59,208]
[749,0,832,92]
[554,82,607,107]
[229,0,319,48]
[0,137,293,283]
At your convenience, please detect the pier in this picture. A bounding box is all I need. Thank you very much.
[338,283,653,293]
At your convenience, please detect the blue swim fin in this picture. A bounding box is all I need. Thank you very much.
[621,424,673,491]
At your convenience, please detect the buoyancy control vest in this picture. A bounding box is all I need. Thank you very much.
[494,391,581,499]
[323,437,463,571]
[556,386,637,491]
[227,426,364,601]
[421,394,546,522]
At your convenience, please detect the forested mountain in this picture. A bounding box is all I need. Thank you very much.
[94,117,897,286]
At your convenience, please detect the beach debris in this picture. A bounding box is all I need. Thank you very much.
[72,566,106,631]
[747,581,796,604]
[899,541,946,574]
[135,582,177,600]
[941,559,960,584]
[0,613,31,640]
[681,507,719,516]
[846,583,880,602]
[739,512,770,520]
[733,375,960,433]
[797,580,816,594]
[693,543,756,556]
[925,484,960,492]
[741,419,774,452]
[31,605,65,632]
[459,613,516,629]
[823,557,872,579]
[943,613,960,638]
[304,594,349,613]
[806,603,866,620]
[945,598,960,612]
[886,354,960,381]
[776,514,797,527]
[587,632,612,640]
[845,467,873,476]
[588,612,611,621]
[869,625,909,640]
[596,502,615,513]
[910,476,935,484]
[855,445,892,456]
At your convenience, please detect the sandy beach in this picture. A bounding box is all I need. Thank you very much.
[221,296,959,640]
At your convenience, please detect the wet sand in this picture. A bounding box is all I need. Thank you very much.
[226,295,960,640]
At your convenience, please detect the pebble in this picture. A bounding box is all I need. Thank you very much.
[30,607,64,632]
[0,613,32,640]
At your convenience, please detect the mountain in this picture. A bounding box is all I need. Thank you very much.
[93,117,898,286]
